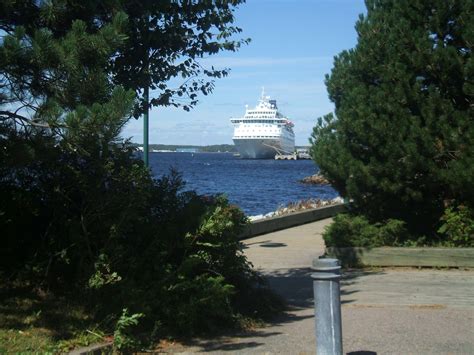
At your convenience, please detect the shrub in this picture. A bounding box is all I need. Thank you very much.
[325,210,474,249]
[114,309,145,351]
[323,213,410,248]
[0,117,274,343]
[107,192,261,336]
[438,205,474,247]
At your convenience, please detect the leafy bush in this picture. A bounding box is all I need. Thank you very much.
[438,205,474,247]
[114,309,144,351]
[325,210,474,249]
[323,213,410,248]
[0,111,273,345]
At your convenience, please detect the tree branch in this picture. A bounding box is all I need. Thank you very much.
[0,110,50,128]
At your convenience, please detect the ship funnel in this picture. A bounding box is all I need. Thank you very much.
[269,99,277,109]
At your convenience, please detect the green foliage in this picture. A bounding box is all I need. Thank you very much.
[88,254,122,290]
[0,0,249,117]
[113,309,144,351]
[0,1,275,351]
[438,205,474,247]
[0,119,263,337]
[109,1,250,114]
[105,193,261,336]
[325,209,474,248]
[0,86,142,286]
[311,0,474,239]
[1,11,129,125]
[163,275,235,334]
[323,213,410,248]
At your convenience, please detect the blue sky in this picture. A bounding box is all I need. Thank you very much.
[123,0,367,146]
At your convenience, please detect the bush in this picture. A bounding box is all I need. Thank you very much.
[323,213,410,248]
[114,309,145,351]
[325,210,474,249]
[0,114,275,344]
[106,192,262,336]
[438,205,474,247]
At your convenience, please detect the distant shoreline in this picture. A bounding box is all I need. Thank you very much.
[135,143,311,154]
[150,151,234,154]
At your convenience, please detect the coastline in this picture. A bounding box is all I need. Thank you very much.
[249,197,344,221]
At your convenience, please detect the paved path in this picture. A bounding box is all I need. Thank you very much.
[161,219,474,354]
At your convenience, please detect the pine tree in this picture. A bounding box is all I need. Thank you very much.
[310,0,474,235]
[0,0,248,118]
[0,1,248,277]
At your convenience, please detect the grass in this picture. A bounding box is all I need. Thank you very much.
[0,274,285,354]
[0,279,109,353]
[0,277,283,353]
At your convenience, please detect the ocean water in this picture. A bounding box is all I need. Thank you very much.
[149,152,338,216]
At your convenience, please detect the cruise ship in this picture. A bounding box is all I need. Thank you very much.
[231,89,295,159]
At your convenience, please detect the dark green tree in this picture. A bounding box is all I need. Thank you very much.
[310,0,473,236]
[1,0,248,118]
[110,1,249,115]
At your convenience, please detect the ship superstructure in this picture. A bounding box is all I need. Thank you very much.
[231,89,295,159]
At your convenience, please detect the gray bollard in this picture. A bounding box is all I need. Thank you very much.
[312,258,343,355]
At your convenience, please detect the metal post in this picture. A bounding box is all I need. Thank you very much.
[143,84,149,167]
[312,258,343,355]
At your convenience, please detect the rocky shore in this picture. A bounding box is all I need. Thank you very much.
[299,174,330,185]
[249,197,344,222]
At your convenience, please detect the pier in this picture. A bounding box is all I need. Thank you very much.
[274,150,311,160]
[275,153,297,160]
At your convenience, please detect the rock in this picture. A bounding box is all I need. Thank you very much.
[299,174,330,185]
[248,197,344,221]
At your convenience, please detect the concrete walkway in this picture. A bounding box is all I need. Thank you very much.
[162,219,474,354]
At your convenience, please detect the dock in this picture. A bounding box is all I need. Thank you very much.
[274,151,311,160]
[275,153,297,160]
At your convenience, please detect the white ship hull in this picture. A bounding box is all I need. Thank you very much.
[230,89,295,159]
[233,138,294,159]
